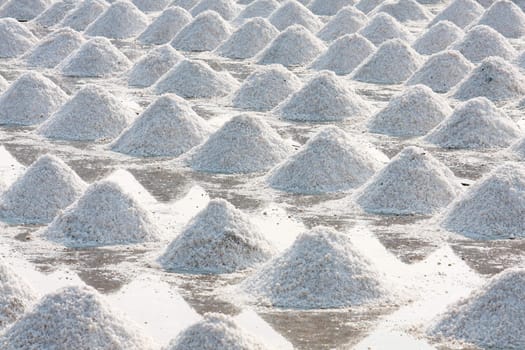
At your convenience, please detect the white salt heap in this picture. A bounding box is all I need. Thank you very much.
[0,286,156,350]
[413,21,464,55]
[0,18,37,58]
[452,25,516,63]
[268,127,388,194]
[232,64,302,111]
[0,146,24,191]
[188,114,292,174]
[85,1,149,39]
[0,0,52,21]
[60,0,108,31]
[190,0,239,20]
[428,0,484,28]
[137,6,192,45]
[356,0,384,13]
[0,154,86,224]
[308,0,354,16]
[171,11,232,52]
[355,146,462,215]
[316,6,368,42]
[171,0,199,9]
[111,94,211,157]
[0,75,6,92]
[371,0,431,22]
[25,28,84,68]
[235,0,279,20]
[358,13,412,46]
[0,72,68,126]
[477,0,525,38]
[32,0,77,28]
[128,45,183,88]
[268,0,322,32]
[132,0,171,11]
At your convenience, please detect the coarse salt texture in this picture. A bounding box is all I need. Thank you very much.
[32,0,77,28]
[317,6,368,42]
[132,0,171,11]
[128,45,183,88]
[235,0,279,21]
[371,0,431,22]
[0,0,52,21]
[451,25,517,63]
[0,146,24,191]
[412,21,464,56]
[308,0,354,16]
[25,28,85,68]
[476,0,525,38]
[137,6,192,45]
[0,18,37,58]
[428,0,484,28]
[268,0,322,32]
[60,0,108,32]
[358,13,412,46]
[84,1,149,39]
[190,0,240,20]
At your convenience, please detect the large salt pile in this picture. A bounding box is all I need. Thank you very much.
[0,146,24,191]
[235,0,279,20]
[0,286,156,349]
[171,11,232,52]
[412,21,464,55]
[188,114,292,174]
[0,0,52,21]
[0,72,68,126]
[59,37,132,78]
[452,25,516,63]
[257,25,325,67]
[0,18,37,58]
[60,0,108,31]
[371,0,431,22]
[428,0,484,28]
[358,13,412,46]
[232,64,302,111]
[268,0,322,32]
[353,39,422,84]
[477,0,525,38]
[356,0,384,14]
[132,0,171,11]
[0,154,86,224]
[268,127,388,194]
[25,28,84,68]
[84,1,149,39]
[355,146,462,215]
[128,45,183,88]
[317,6,368,42]
[137,6,192,45]
[155,59,238,98]
[277,71,370,121]
[111,94,211,157]
[308,0,354,16]
[190,0,239,20]
[32,0,77,28]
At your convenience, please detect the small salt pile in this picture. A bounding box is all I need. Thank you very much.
[235,0,279,20]
[132,0,171,12]
[60,0,108,31]
[85,1,149,39]
[371,0,431,22]
[0,146,24,191]
[358,13,412,46]
[59,37,132,78]
[0,0,52,21]
[32,0,76,28]
[257,24,326,67]
[0,18,37,58]
[317,6,368,42]
[355,146,462,215]
[428,0,484,28]
[190,0,240,20]
[137,6,192,45]
[25,28,84,68]
[0,286,156,349]
[268,0,322,32]
[477,0,525,38]
[0,72,68,126]
[0,154,86,224]
[188,114,292,174]
[277,71,370,121]
[155,59,238,98]
[353,39,422,84]
[412,21,464,55]
[128,45,183,88]
[452,25,516,63]
[308,0,354,16]
[268,126,388,194]
[171,0,199,9]
[356,0,384,13]
[171,10,232,52]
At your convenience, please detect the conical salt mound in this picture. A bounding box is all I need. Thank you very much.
[269,0,322,32]
[132,0,171,11]
[172,11,232,52]
[59,37,132,78]
[25,28,84,68]
[407,50,474,93]
[37,85,135,142]
[371,0,431,22]
[188,114,293,174]
[191,0,240,20]
[353,39,422,84]
[358,13,412,46]
[268,127,388,194]
[111,95,211,157]
[428,0,484,28]
[0,0,52,21]
[0,18,37,58]
[171,0,199,9]
[368,85,452,137]
[32,0,77,28]
[0,72,68,126]
[477,0,525,38]
[355,146,462,215]
[0,146,24,191]
[454,57,525,102]
[85,1,149,39]
[60,0,108,31]
[452,25,516,63]
[235,227,392,309]
[232,64,302,111]
[155,59,238,98]
[137,6,192,45]
[413,21,464,55]
[308,0,354,16]
[356,0,384,13]
[128,45,183,88]
[0,155,86,224]
[277,71,370,121]
[235,0,279,20]
[0,286,156,349]
[317,6,368,42]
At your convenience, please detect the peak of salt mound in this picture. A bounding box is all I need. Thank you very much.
[235,0,279,20]
[0,0,52,21]
[128,45,183,88]
[155,59,238,98]
[132,0,171,11]
[60,0,108,31]
[85,1,149,39]
[188,114,292,174]
[25,28,84,68]
[358,13,412,46]
[191,0,240,20]
[477,0,525,38]
[0,154,86,224]
[0,18,37,58]
[0,146,24,191]
[59,37,132,78]
[413,20,463,55]
[371,0,431,22]
[428,0,484,28]
[137,6,192,45]
[269,0,322,32]
[257,24,325,67]
[353,39,422,84]
[0,72,68,126]
[32,0,77,28]
[356,0,384,13]
[171,10,232,51]
[317,7,368,42]
[308,0,354,16]
[171,0,199,9]
[355,146,462,215]
[452,25,516,63]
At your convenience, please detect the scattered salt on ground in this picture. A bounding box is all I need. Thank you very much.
[308,0,354,16]
[0,0,52,21]
[0,146,24,191]
[368,85,452,137]
[171,10,232,52]
[412,21,464,55]
[128,45,183,88]
[268,126,388,194]
[358,13,412,46]
[155,59,239,98]
[60,0,108,32]
[257,24,326,67]
[85,1,149,39]
[0,286,156,350]
[277,71,370,121]
[317,6,368,42]
[190,0,240,20]
[428,0,484,28]
[356,0,385,13]
[268,0,322,32]
[235,0,279,21]
[425,97,521,149]
[232,64,302,111]
[0,154,86,224]
[32,0,76,28]
[371,0,431,22]
[477,0,525,38]
[137,6,192,45]
[0,18,37,58]
[353,39,422,84]
[0,72,68,126]
[355,146,462,215]
[188,114,293,174]
[25,28,84,68]
[452,25,517,63]
[132,0,171,11]
[59,37,132,78]
[171,0,199,9]
[111,94,211,157]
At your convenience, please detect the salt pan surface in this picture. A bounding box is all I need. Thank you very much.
[60,0,108,32]
[190,0,239,20]
[85,1,149,39]
[25,28,84,68]
[268,0,322,32]
[412,21,463,55]
[428,0,484,28]
[128,45,183,88]
[137,6,192,45]
[0,18,37,58]
[316,6,368,42]
[358,13,412,46]
[477,0,525,38]
[451,25,516,63]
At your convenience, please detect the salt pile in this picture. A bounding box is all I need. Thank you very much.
[371,0,431,22]
[355,146,462,215]
[0,286,156,349]
[452,25,516,63]
[257,25,326,67]
[188,114,292,174]
[111,94,211,157]
[216,18,278,59]
[277,71,370,121]
[0,75,6,92]
[155,59,238,98]
[412,21,464,55]
[0,0,52,21]
[308,0,354,16]
[85,1,149,39]
[428,0,484,28]
[477,0,525,38]
[128,45,183,88]
[137,6,192,45]
[356,0,384,13]
[358,13,412,46]
[317,6,368,42]
[235,0,279,20]
[25,28,84,68]
[171,0,199,9]
[59,37,132,78]
[0,18,37,58]
[0,154,86,224]
[268,127,388,194]
[0,72,68,126]
[353,39,422,84]
[190,0,239,20]
[32,0,77,28]
[0,146,24,191]
[171,11,232,52]
[232,64,302,111]
[60,0,108,31]
[132,0,171,11]
[268,0,322,32]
